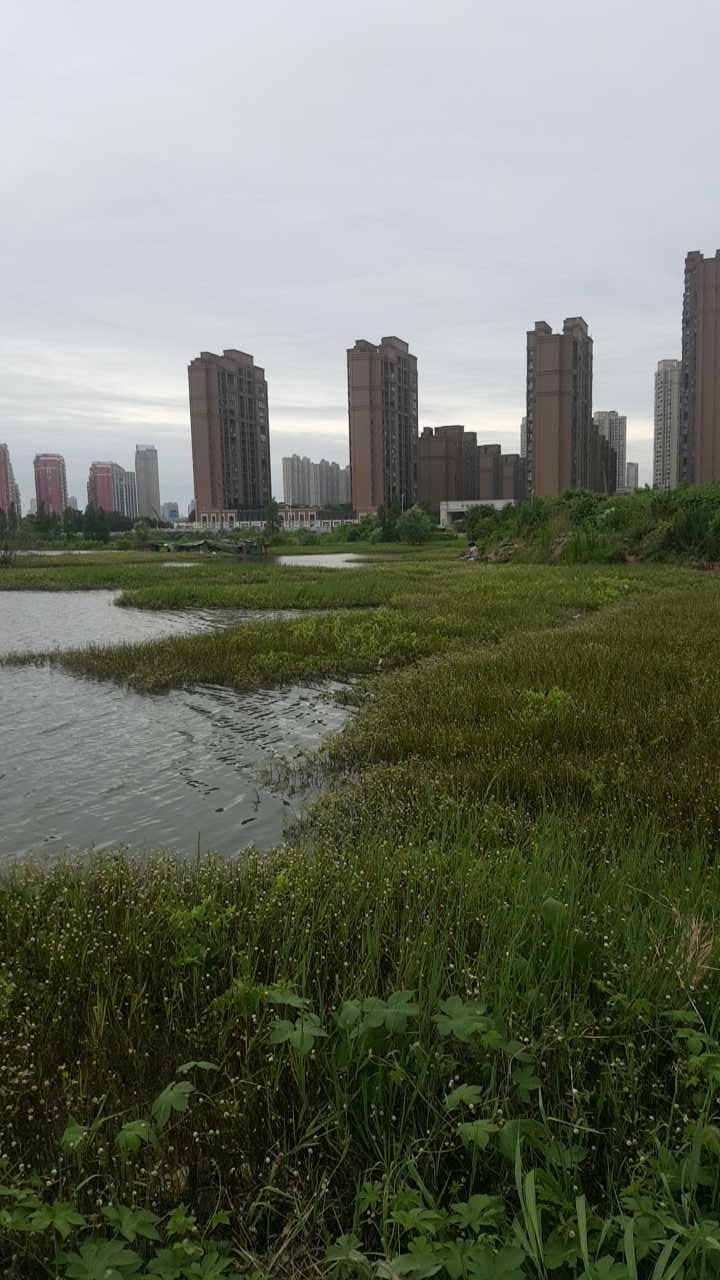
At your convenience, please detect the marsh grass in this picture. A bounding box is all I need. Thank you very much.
[2,555,720,1273]
[2,563,675,692]
[1,820,719,1274]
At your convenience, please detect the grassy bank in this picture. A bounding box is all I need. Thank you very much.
[2,562,675,692]
[2,559,720,1275]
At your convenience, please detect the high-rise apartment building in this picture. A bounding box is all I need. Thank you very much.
[135,445,161,520]
[87,462,137,518]
[161,502,180,521]
[87,462,114,512]
[653,359,681,490]
[0,444,20,516]
[525,318,594,497]
[626,462,639,491]
[593,411,627,493]
[416,429,525,507]
[114,465,138,519]
[282,455,351,506]
[680,251,720,484]
[520,416,527,459]
[589,430,617,496]
[417,426,467,510]
[477,443,502,500]
[501,454,526,502]
[347,337,418,515]
[34,454,67,515]
[189,350,271,524]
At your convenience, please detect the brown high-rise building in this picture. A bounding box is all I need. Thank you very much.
[417,425,466,511]
[501,453,526,502]
[418,428,525,508]
[0,444,20,516]
[526,318,593,497]
[188,349,271,525]
[589,430,616,495]
[477,443,502,499]
[679,251,720,485]
[34,454,68,516]
[347,337,418,515]
[87,462,115,512]
[462,431,479,499]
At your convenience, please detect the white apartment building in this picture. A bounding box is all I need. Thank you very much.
[653,359,681,490]
[593,410,627,493]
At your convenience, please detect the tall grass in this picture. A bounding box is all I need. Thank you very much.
[3,564,677,692]
[2,557,720,1273]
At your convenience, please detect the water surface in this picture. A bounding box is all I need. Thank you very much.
[0,668,346,863]
[0,590,346,863]
[277,552,367,569]
[0,590,300,655]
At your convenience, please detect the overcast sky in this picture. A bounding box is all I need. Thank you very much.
[2,0,719,509]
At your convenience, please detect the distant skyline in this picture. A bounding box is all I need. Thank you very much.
[3,0,718,508]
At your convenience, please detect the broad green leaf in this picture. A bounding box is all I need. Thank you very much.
[512,1066,542,1101]
[449,1194,505,1232]
[465,1245,526,1278]
[181,1248,243,1277]
[28,1201,87,1240]
[335,999,362,1030]
[58,1238,141,1279]
[382,1249,444,1278]
[270,1013,328,1055]
[383,990,419,1033]
[116,1119,154,1153]
[457,1119,499,1149]
[326,1233,369,1270]
[147,1242,203,1277]
[534,1229,580,1270]
[434,997,490,1042]
[165,1204,197,1239]
[264,984,309,1009]
[151,1080,194,1131]
[445,1084,484,1111]
[176,1060,218,1075]
[102,1204,161,1242]
[541,897,567,930]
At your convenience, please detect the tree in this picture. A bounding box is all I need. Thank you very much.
[377,497,402,542]
[397,504,432,545]
[465,504,500,544]
[264,498,281,537]
[132,519,152,548]
[83,505,110,543]
[346,514,378,542]
[63,507,83,536]
[34,501,52,537]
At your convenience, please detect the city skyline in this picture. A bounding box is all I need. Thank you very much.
[3,0,718,510]
[0,319,674,518]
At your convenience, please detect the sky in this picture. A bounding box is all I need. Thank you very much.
[2,0,720,510]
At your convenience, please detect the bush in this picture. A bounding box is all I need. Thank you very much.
[396,504,432,544]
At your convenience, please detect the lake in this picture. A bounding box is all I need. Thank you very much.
[0,591,348,863]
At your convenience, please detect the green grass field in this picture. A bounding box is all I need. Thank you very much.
[2,552,720,1276]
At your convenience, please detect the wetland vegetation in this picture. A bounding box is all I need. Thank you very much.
[2,510,720,1276]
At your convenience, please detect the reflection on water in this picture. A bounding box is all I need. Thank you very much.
[0,668,348,864]
[277,553,367,569]
[0,591,302,655]
[0,589,348,863]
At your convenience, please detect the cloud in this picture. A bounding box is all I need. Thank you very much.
[2,0,717,505]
